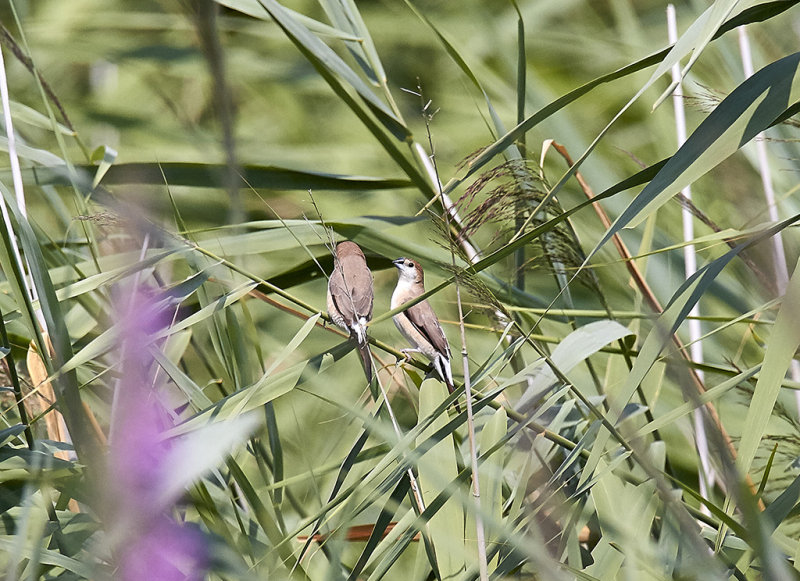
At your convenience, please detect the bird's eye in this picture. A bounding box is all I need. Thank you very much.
[406,261,412,267]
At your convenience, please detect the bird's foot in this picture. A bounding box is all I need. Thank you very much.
[399,348,420,364]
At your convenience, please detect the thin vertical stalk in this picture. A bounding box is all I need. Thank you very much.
[737,27,789,287]
[513,0,526,291]
[0,306,34,449]
[192,0,241,226]
[0,50,25,217]
[667,4,714,507]
[411,140,479,263]
[374,371,427,515]
[0,43,44,331]
[416,85,489,581]
[736,25,800,416]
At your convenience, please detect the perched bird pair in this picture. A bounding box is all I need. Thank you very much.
[326,241,454,392]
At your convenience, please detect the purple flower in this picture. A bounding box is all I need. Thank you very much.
[106,286,208,580]
[117,516,207,581]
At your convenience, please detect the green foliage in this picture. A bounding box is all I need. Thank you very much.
[1,0,800,579]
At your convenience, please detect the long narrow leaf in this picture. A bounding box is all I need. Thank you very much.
[592,51,800,258]
[581,214,800,485]
[737,256,800,477]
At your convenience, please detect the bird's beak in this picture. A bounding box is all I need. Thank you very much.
[392,258,405,266]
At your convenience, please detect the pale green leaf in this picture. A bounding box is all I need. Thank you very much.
[416,378,465,580]
[216,0,362,39]
[737,257,800,475]
[158,412,262,507]
[516,320,633,413]
[8,101,74,135]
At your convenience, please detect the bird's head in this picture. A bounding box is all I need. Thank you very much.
[392,257,424,284]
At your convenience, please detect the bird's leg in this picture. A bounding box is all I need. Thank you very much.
[394,349,412,370]
[399,348,421,364]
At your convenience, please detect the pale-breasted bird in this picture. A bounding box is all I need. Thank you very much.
[391,257,454,393]
[327,241,374,381]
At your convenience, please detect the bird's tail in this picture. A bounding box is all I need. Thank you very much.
[353,318,368,346]
[352,318,373,384]
[433,355,461,411]
[434,355,454,394]
[355,337,374,385]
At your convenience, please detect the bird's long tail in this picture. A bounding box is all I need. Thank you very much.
[434,355,454,394]
[355,337,373,384]
[433,355,461,412]
[353,318,374,384]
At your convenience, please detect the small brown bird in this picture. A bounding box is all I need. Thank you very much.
[391,257,454,392]
[327,241,374,381]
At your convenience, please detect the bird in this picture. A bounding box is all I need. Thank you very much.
[390,257,454,393]
[327,241,374,382]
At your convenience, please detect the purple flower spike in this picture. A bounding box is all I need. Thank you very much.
[106,285,209,580]
[118,517,208,581]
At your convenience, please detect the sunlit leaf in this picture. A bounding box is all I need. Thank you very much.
[416,379,466,579]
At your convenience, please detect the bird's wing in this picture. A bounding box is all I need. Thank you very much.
[404,300,450,358]
[330,258,373,325]
[341,255,374,320]
[328,266,355,322]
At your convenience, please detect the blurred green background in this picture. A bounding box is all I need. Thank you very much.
[2,0,800,578]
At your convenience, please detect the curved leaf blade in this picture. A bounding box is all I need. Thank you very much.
[5,163,413,191]
[593,51,800,257]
